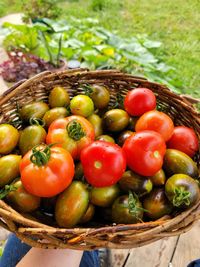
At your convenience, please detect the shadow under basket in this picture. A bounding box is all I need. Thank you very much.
[0,69,199,250]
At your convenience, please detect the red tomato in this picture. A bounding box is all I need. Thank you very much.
[46,115,95,159]
[135,110,174,141]
[122,130,166,176]
[20,145,74,197]
[124,88,156,116]
[167,126,199,157]
[80,141,126,187]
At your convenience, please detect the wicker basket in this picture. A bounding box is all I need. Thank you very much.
[0,69,199,250]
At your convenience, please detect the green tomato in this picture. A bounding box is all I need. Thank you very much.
[6,180,40,213]
[70,95,94,117]
[90,184,120,207]
[117,130,134,146]
[80,203,95,224]
[87,114,103,137]
[0,155,21,187]
[49,86,70,108]
[103,109,130,132]
[84,84,110,109]
[19,102,49,123]
[0,124,19,154]
[43,107,69,128]
[19,125,47,155]
[96,135,115,143]
[55,181,89,228]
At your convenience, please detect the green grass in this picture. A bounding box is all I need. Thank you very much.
[1,0,200,97]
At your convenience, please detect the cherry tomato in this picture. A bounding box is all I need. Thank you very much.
[19,102,49,123]
[103,109,129,132]
[48,86,70,108]
[20,145,74,197]
[124,88,156,116]
[46,115,95,159]
[117,130,134,147]
[70,95,94,117]
[165,174,200,208]
[0,124,19,154]
[87,114,103,137]
[143,188,173,220]
[6,180,40,213]
[96,135,115,143]
[43,107,69,128]
[149,169,166,186]
[135,110,174,141]
[81,141,126,187]
[167,126,199,157]
[122,130,166,176]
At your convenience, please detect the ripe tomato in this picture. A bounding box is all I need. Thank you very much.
[135,110,174,141]
[46,115,95,159]
[167,126,199,157]
[80,141,126,187]
[122,130,166,176]
[124,88,156,116]
[20,145,74,197]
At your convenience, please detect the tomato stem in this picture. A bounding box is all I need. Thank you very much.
[29,118,45,127]
[128,191,147,221]
[82,84,93,96]
[30,145,51,166]
[173,187,191,207]
[67,120,85,141]
[0,185,17,200]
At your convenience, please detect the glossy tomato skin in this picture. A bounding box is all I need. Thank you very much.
[124,88,156,116]
[48,86,70,108]
[117,130,134,147]
[103,109,130,132]
[0,124,19,154]
[122,130,166,176]
[6,180,40,213]
[96,135,115,143]
[20,146,74,197]
[167,126,199,157]
[135,110,174,141]
[81,141,126,187]
[19,102,49,123]
[43,107,69,128]
[70,95,94,117]
[46,115,95,159]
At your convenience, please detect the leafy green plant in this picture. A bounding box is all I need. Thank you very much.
[21,0,62,23]
[2,18,182,91]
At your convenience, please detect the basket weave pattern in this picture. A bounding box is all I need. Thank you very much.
[0,69,199,250]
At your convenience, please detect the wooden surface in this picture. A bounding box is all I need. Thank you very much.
[109,221,200,267]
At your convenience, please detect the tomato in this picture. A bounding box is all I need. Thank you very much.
[43,107,69,128]
[167,126,199,157]
[20,145,74,197]
[19,102,49,123]
[48,86,70,108]
[117,130,134,146]
[112,192,143,224]
[165,174,200,208]
[96,135,115,143]
[122,130,166,176]
[0,155,21,187]
[55,181,89,227]
[135,110,174,141]
[19,123,47,156]
[143,188,173,220]
[0,124,19,154]
[87,114,103,137]
[46,115,95,159]
[70,95,94,117]
[6,180,40,213]
[90,184,120,207]
[80,203,95,224]
[124,88,156,116]
[81,141,126,187]
[149,169,166,186]
[83,84,110,109]
[103,109,129,132]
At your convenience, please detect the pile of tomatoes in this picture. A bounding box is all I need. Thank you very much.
[0,84,199,228]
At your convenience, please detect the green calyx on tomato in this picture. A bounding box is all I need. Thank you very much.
[0,184,17,200]
[172,187,191,207]
[128,191,146,219]
[67,120,85,141]
[29,117,45,127]
[30,145,51,167]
